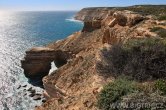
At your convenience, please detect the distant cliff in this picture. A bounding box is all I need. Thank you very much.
[21,5,166,110]
[75,7,112,21]
[75,5,166,21]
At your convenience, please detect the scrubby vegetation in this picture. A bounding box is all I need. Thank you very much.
[97,38,166,81]
[97,77,138,110]
[155,79,166,95]
[120,91,166,110]
[97,37,166,109]
[150,27,166,38]
[158,15,166,21]
[118,5,166,20]
[150,27,164,32]
[97,78,166,110]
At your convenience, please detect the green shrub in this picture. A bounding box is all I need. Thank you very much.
[121,92,166,109]
[150,27,166,38]
[158,29,166,38]
[155,79,166,94]
[150,27,164,32]
[158,15,166,21]
[97,79,166,110]
[118,5,166,17]
[97,38,166,81]
[97,78,138,110]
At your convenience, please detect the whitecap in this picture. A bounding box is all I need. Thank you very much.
[65,18,83,24]
[4,93,13,98]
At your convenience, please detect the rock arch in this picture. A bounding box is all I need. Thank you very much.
[21,47,70,78]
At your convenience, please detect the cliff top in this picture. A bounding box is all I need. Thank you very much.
[75,5,166,21]
[80,5,166,14]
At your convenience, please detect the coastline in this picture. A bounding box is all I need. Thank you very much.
[0,11,84,110]
[65,18,83,24]
[20,5,166,110]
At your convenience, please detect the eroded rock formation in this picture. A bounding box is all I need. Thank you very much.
[21,47,70,78]
[75,8,111,32]
[20,6,166,110]
[75,8,144,32]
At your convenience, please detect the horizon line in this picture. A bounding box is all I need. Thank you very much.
[1,4,166,12]
[0,10,80,12]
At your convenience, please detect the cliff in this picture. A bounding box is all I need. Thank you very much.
[21,5,166,110]
[21,47,71,78]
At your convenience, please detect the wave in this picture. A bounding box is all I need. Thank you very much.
[65,18,83,24]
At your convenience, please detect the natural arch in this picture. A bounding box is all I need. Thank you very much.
[21,47,70,78]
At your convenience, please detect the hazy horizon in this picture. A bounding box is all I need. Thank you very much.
[0,0,166,11]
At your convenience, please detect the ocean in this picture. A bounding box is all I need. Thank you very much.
[0,11,83,110]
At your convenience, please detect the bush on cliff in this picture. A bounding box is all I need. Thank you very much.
[97,78,166,110]
[120,91,166,109]
[97,38,166,81]
[150,27,164,32]
[120,80,166,109]
[118,5,166,17]
[150,27,166,38]
[158,15,166,21]
[97,77,138,110]
[155,79,166,95]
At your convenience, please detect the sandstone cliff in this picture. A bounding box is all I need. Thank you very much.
[21,47,70,78]
[21,5,166,110]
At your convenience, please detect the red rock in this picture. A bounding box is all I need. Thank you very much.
[21,47,70,78]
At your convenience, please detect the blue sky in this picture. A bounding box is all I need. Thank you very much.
[0,0,166,11]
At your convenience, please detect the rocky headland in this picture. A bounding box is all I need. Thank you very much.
[21,5,166,110]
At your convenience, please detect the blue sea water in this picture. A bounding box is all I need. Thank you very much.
[0,11,83,110]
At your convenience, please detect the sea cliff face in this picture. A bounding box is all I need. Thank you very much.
[21,6,166,110]
[21,47,70,78]
[75,8,111,32]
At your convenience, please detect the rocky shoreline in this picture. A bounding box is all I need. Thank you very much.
[21,5,166,110]
[16,83,46,104]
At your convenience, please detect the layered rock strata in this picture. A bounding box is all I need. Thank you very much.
[21,47,70,78]
[21,6,166,110]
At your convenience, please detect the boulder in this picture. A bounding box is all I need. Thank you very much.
[42,99,46,103]
[17,85,21,89]
[113,12,128,26]
[113,11,144,27]
[22,84,27,87]
[27,87,33,91]
[33,95,42,100]
[29,89,36,94]
[29,93,35,97]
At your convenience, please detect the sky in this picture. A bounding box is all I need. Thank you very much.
[0,0,166,11]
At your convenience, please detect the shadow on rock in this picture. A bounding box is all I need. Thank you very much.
[28,76,44,88]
